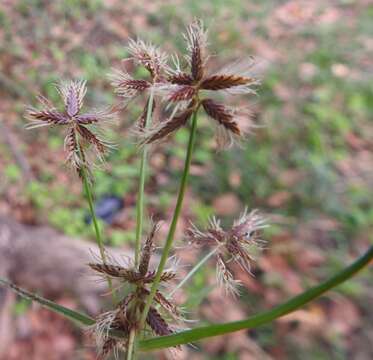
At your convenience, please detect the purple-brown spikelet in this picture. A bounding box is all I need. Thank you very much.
[146,307,173,336]
[168,72,194,85]
[184,20,208,81]
[169,85,196,102]
[26,80,117,174]
[110,68,151,101]
[141,104,195,145]
[139,221,160,275]
[201,99,240,135]
[186,208,267,295]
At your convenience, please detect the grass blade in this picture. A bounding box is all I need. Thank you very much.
[139,245,373,351]
[0,278,95,326]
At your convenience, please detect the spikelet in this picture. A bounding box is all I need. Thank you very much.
[26,80,117,173]
[185,208,267,296]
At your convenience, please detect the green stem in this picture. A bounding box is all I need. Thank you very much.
[80,161,117,302]
[134,90,154,268]
[126,329,136,360]
[139,245,373,351]
[139,110,199,329]
[168,246,219,298]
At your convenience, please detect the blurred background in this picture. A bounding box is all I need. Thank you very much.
[0,0,372,359]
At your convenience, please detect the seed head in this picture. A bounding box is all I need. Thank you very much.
[89,223,182,359]
[186,208,267,295]
[26,80,117,175]
[143,20,258,148]
[89,222,176,287]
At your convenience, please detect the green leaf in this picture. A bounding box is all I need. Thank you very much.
[138,246,373,351]
[1,246,372,352]
[0,278,95,326]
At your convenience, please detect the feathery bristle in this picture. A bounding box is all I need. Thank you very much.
[185,220,223,246]
[127,39,168,79]
[216,255,241,297]
[231,208,267,242]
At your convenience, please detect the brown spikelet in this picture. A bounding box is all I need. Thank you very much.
[88,263,137,280]
[65,127,80,167]
[154,291,181,318]
[139,222,159,275]
[191,37,203,81]
[201,99,240,135]
[201,74,255,90]
[168,73,194,85]
[76,125,106,155]
[159,271,177,282]
[118,79,150,92]
[146,307,173,336]
[143,106,193,144]
[169,85,196,102]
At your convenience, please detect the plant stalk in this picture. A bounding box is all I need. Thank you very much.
[134,90,154,268]
[139,110,199,329]
[126,329,136,360]
[168,246,219,298]
[80,155,117,302]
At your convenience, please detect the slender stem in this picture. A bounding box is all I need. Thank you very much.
[80,158,117,302]
[126,329,136,360]
[138,245,373,351]
[134,90,154,268]
[139,110,199,329]
[168,246,219,298]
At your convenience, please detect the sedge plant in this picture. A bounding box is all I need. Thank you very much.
[0,20,372,360]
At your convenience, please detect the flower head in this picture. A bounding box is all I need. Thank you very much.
[89,222,182,359]
[186,208,267,296]
[110,40,168,131]
[26,80,116,175]
[141,20,259,148]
